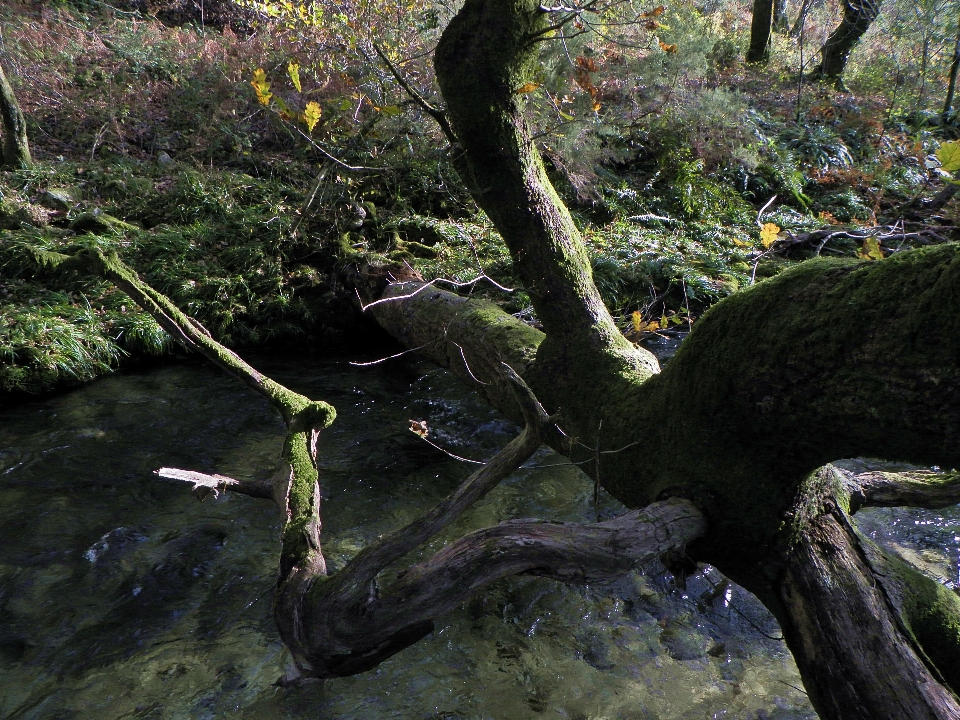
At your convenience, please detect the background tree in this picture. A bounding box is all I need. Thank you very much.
[747,0,775,63]
[810,0,883,85]
[945,16,960,117]
[773,0,790,33]
[0,61,31,169]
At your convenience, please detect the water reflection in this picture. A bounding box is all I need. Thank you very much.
[1,350,911,719]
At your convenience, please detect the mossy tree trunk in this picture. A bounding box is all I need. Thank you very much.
[0,62,32,169]
[810,0,882,85]
[747,0,775,63]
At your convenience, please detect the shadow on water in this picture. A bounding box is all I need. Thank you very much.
[1,343,948,719]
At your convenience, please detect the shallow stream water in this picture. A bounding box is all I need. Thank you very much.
[1,344,957,720]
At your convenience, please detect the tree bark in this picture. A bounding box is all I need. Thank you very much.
[748,0,775,63]
[0,61,31,169]
[810,0,882,84]
[775,470,960,719]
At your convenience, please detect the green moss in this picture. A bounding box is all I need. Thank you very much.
[878,546,960,694]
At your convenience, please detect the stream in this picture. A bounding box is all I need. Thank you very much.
[1,340,958,720]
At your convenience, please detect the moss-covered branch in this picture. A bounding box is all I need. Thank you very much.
[82,247,334,581]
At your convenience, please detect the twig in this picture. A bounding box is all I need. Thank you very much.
[355,274,515,312]
[757,195,778,227]
[373,43,456,144]
[348,341,438,367]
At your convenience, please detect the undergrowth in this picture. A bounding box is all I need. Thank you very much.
[2,0,959,397]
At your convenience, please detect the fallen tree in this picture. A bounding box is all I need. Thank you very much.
[55,0,960,717]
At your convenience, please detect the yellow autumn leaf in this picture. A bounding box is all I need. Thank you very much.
[251,68,272,106]
[515,82,541,94]
[659,40,678,53]
[287,61,302,92]
[302,101,322,133]
[631,310,642,334]
[591,101,602,112]
[759,222,780,248]
[857,236,884,261]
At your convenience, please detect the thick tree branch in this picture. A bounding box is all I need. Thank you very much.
[90,249,334,431]
[280,498,705,679]
[82,249,333,581]
[837,466,960,512]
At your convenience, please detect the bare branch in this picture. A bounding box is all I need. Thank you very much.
[282,498,705,679]
[372,42,457,144]
[156,467,274,500]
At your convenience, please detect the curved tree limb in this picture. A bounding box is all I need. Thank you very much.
[279,497,706,679]
[77,251,705,684]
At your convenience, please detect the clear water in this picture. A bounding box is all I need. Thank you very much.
[6,349,941,720]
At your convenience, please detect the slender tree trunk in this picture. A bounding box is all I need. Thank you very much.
[773,0,789,33]
[790,0,815,37]
[748,0,775,63]
[0,62,31,169]
[944,18,960,119]
[811,0,882,85]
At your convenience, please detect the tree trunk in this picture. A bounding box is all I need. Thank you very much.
[789,0,821,38]
[773,0,789,33]
[0,62,32,169]
[747,0,775,63]
[401,0,960,715]
[944,18,960,119]
[810,0,882,85]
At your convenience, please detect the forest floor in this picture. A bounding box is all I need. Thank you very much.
[2,0,959,398]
